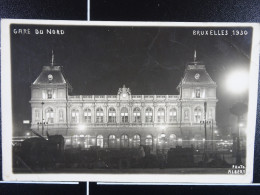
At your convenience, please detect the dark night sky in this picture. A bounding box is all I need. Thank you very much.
[10,24,252,135]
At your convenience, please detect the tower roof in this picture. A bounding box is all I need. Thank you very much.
[32,65,69,85]
[177,51,216,89]
[182,64,216,84]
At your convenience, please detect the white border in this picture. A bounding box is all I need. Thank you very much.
[1,19,260,183]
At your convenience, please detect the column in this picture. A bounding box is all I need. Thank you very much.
[104,104,108,123]
[141,103,145,123]
[116,103,120,124]
[129,103,132,123]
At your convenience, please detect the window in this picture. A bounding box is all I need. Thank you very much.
[97,135,103,148]
[108,107,116,123]
[169,134,177,148]
[120,134,129,148]
[184,109,189,121]
[108,135,116,148]
[46,108,54,123]
[121,107,128,123]
[71,109,79,123]
[157,108,165,122]
[96,108,104,123]
[47,90,52,99]
[195,89,200,98]
[133,107,141,123]
[145,107,153,122]
[84,135,95,148]
[169,108,177,122]
[84,108,92,123]
[133,134,141,148]
[59,110,64,121]
[145,135,153,148]
[194,107,202,123]
[35,110,40,121]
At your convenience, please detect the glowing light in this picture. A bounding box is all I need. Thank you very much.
[26,132,30,136]
[78,124,85,131]
[192,138,195,141]
[178,138,182,141]
[202,138,205,141]
[79,134,84,137]
[239,123,244,127]
[214,130,218,134]
[226,70,249,94]
[159,125,166,130]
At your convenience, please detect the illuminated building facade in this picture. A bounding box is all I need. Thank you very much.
[30,54,218,150]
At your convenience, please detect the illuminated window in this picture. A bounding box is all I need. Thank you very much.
[133,134,141,148]
[96,107,104,123]
[121,107,128,123]
[145,107,153,122]
[108,135,116,148]
[169,134,177,148]
[46,107,54,123]
[194,107,202,123]
[84,135,95,148]
[71,109,79,123]
[108,107,116,123]
[157,108,165,122]
[84,108,92,123]
[145,135,153,148]
[133,107,141,123]
[47,90,52,99]
[120,134,129,148]
[169,108,177,122]
[195,89,200,98]
[97,135,103,148]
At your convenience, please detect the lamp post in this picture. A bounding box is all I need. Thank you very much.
[41,102,44,136]
[226,70,248,165]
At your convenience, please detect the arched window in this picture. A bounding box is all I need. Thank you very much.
[96,107,104,123]
[157,108,165,122]
[59,110,64,121]
[108,135,116,148]
[71,109,79,123]
[108,107,116,123]
[145,107,153,122]
[133,107,141,123]
[121,107,128,123]
[194,107,202,123]
[35,109,40,121]
[133,134,141,148]
[184,109,190,121]
[84,108,92,123]
[169,134,177,148]
[145,135,153,148]
[169,108,177,122]
[84,135,95,148]
[97,135,103,148]
[120,134,129,148]
[46,108,54,123]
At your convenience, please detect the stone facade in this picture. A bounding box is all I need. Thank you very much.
[30,57,217,149]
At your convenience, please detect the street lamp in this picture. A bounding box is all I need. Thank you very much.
[226,70,248,165]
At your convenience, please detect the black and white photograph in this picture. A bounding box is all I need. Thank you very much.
[1,20,259,183]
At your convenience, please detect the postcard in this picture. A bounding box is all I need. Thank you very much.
[1,19,259,183]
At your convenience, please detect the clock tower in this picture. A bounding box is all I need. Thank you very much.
[30,53,71,134]
[177,51,217,124]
